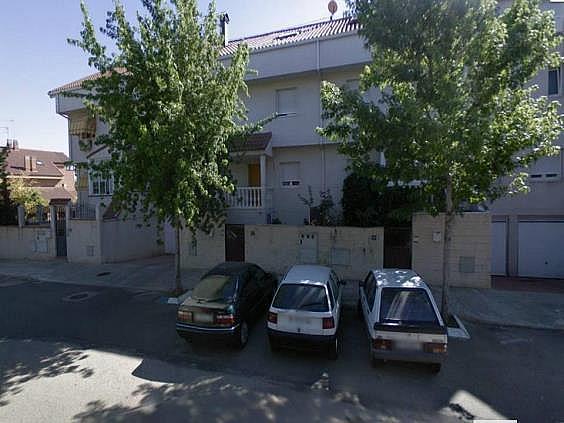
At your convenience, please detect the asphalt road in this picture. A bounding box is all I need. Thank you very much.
[0,276,563,422]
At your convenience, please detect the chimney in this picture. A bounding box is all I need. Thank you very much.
[24,155,31,172]
[31,156,37,172]
[220,13,230,47]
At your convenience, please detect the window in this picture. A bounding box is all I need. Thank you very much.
[192,274,237,303]
[89,173,114,196]
[279,161,300,188]
[379,288,439,326]
[272,284,329,312]
[528,150,562,182]
[327,284,335,309]
[276,88,297,116]
[548,68,561,96]
[364,274,377,311]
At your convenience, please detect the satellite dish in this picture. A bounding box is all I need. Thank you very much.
[328,0,338,18]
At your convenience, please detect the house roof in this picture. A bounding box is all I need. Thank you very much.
[36,187,76,203]
[230,132,272,152]
[48,17,359,96]
[4,147,69,178]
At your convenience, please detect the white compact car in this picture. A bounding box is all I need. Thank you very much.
[267,265,343,359]
[358,269,447,372]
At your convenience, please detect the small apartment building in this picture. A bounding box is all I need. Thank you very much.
[49,17,375,227]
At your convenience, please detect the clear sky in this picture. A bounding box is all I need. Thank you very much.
[0,0,348,155]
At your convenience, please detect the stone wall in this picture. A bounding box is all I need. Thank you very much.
[412,212,491,288]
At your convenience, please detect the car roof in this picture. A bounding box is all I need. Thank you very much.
[282,265,332,285]
[370,269,429,289]
[204,262,254,277]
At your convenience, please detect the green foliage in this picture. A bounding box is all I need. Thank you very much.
[0,148,17,225]
[341,172,429,227]
[8,179,47,218]
[68,0,268,233]
[321,0,563,213]
[298,186,339,226]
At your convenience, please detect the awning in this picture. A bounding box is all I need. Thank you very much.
[230,132,272,154]
[69,114,96,139]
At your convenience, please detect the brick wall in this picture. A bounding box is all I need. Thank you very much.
[412,212,491,288]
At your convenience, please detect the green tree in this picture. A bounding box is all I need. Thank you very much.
[320,0,562,317]
[8,179,48,218]
[0,147,17,225]
[69,0,268,293]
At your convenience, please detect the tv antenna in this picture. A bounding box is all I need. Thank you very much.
[328,1,338,20]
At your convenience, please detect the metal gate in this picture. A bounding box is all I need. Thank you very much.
[225,224,245,262]
[54,206,67,257]
[384,226,411,269]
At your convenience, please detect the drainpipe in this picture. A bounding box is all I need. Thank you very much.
[317,39,327,192]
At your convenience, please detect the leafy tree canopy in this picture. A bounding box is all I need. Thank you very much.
[0,147,17,225]
[8,179,47,217]
[321,0,562,213]
[69,0,265,233]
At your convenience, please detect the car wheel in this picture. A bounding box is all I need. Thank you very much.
[234,321,249,349]
[328,334,339,360]
[430,363,442,373]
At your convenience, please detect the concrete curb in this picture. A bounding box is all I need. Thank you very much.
[455,312,564,332]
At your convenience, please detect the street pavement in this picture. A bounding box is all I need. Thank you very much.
[0,275,563,422]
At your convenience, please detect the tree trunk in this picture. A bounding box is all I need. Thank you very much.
[174,217,183,294]
[440,175,453,320]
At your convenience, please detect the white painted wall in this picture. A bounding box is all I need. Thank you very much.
[412,213,491,288]
[518,221,564,278]
[0,226,56,260]
[101,217,164,263]
[67,220,101,264]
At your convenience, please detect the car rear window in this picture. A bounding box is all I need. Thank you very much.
[192,274,237,303]
[379,288,439,326]
[273,284,329,312]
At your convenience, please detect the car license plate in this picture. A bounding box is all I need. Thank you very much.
[194,312,214,323]
[289,315,311,325]
[395,340,420,351]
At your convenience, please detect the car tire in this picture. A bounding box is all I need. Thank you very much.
[234,321,249,349]
[430,363,442,373]
[328,334,339,360]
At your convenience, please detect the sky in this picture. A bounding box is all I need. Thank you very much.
[0,0,348,155]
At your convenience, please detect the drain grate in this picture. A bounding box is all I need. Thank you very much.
[62,291,99,303]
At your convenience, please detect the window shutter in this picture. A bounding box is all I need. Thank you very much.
[276,88,297,115]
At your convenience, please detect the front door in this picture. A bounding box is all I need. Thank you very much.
[54,206,67,257]
[225,224,245,262]
[248,163,261,187]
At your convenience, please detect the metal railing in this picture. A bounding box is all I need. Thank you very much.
[25,206,51,226]
[70,203,96,220]
[226,187,269,209]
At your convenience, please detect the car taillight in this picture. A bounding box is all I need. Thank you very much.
[322,317,335,329]
[373,338,393,350]
[215,313,235,326]
[177,310,193,323]
[423,342,447,354]
[267,312,278,324]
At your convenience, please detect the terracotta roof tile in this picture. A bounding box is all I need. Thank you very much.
[4,147,69,178]
[48,17,359,96]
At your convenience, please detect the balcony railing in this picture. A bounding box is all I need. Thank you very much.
[226,187,270,209]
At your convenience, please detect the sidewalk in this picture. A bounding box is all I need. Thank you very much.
[1,258,563,331]
[0,256,206,294]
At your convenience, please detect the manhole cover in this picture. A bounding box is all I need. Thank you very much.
[62,291,99,303]
[96,272,111,277]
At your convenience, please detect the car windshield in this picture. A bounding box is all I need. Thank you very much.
[192,274,237,303]
[273,284,329,312]
[379,288,439,326]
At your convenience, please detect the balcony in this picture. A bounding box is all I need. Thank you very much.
[226,187,271,209]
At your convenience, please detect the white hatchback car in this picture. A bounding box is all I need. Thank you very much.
[358,269,447,372]
[267,265,343,359]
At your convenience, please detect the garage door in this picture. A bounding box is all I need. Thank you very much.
[491,221,507,276]
[518,221,564,278]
